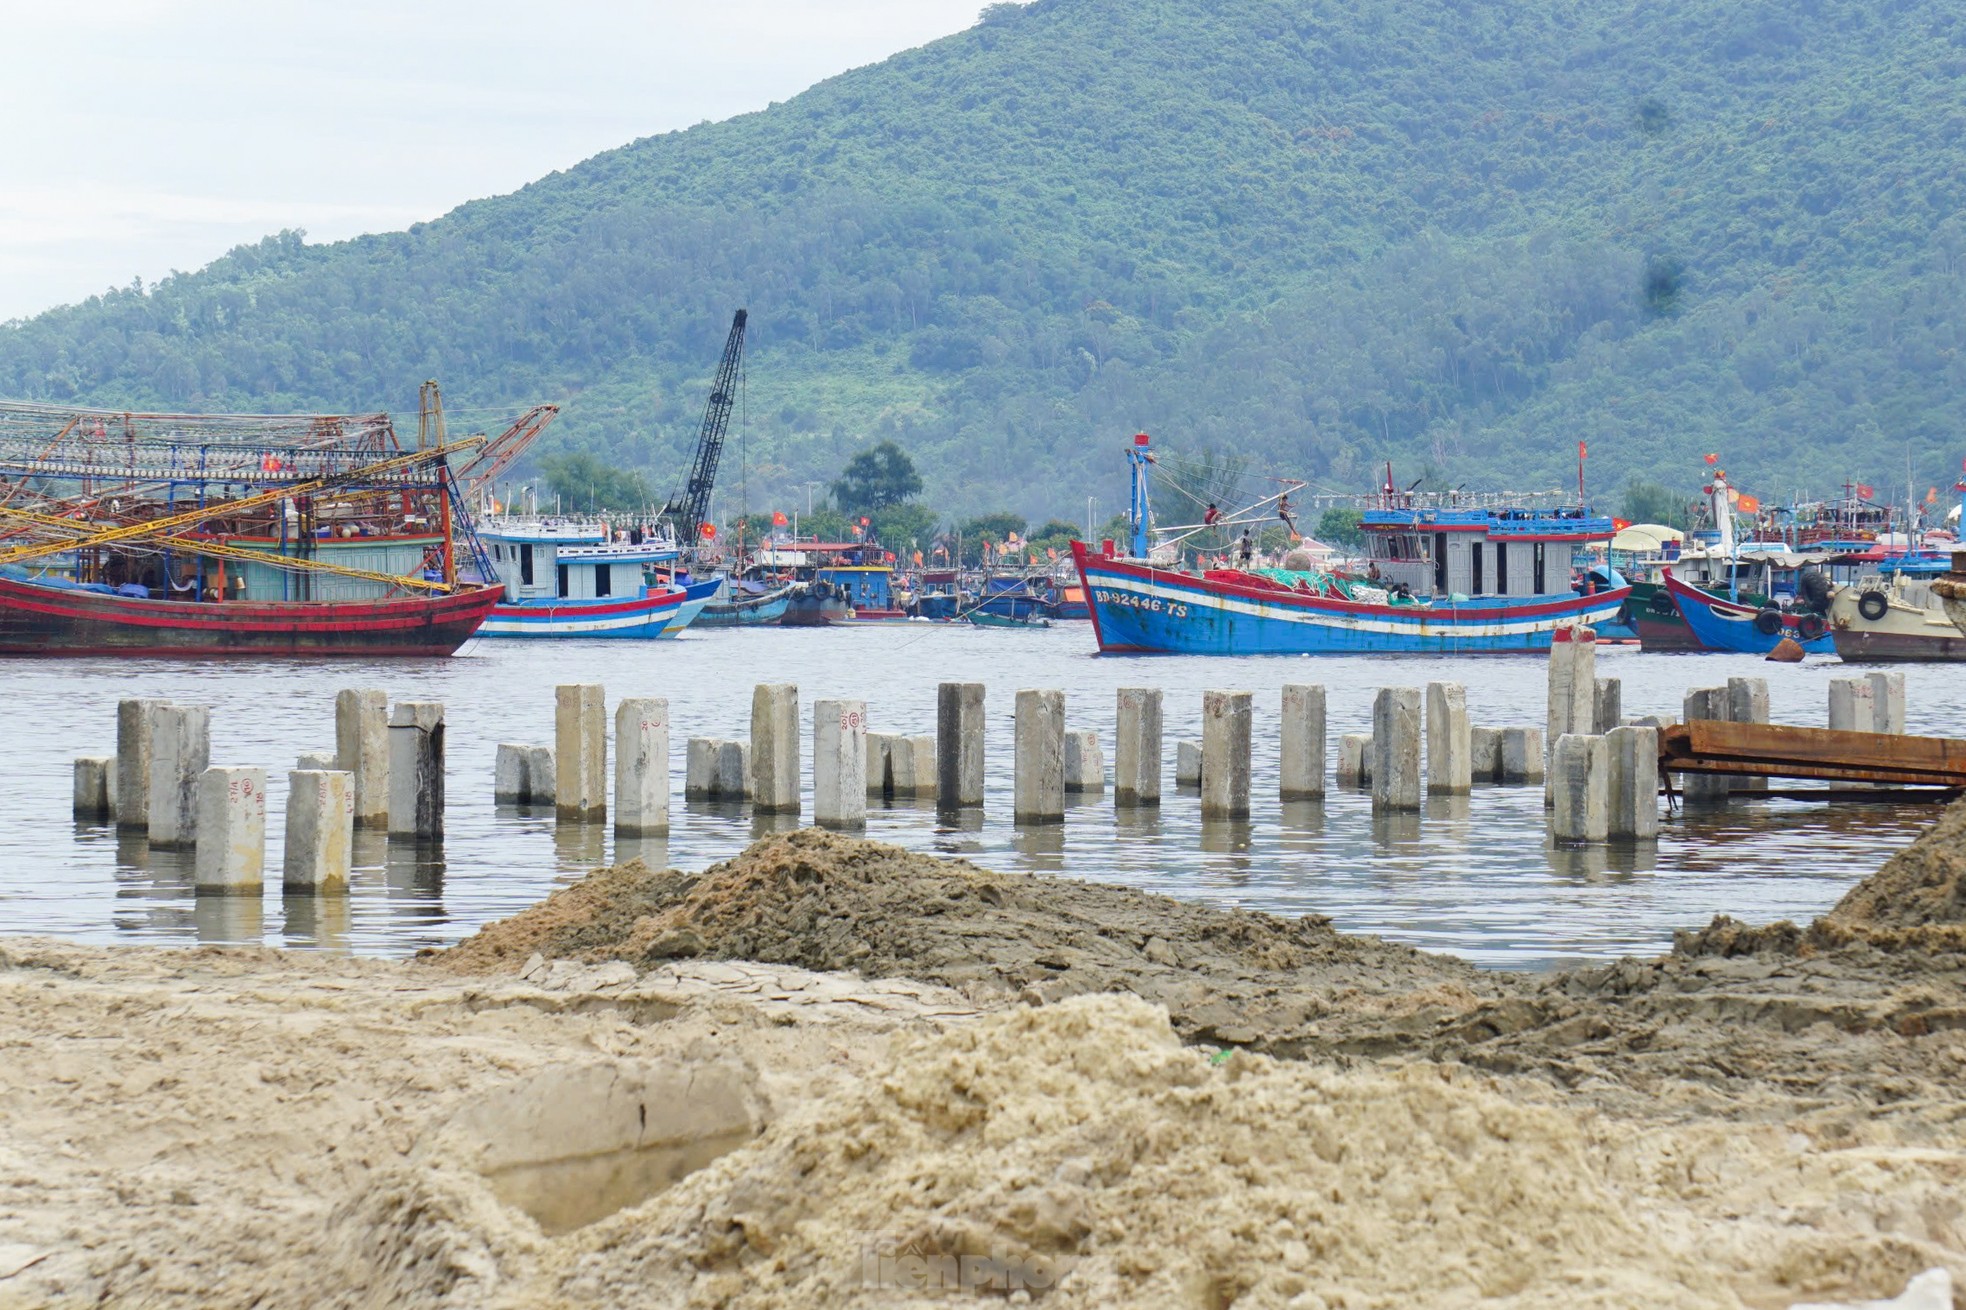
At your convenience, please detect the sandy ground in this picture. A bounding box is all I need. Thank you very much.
[3,814,1965,1307]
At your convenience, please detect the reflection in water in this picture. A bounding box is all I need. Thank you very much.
[1199,817,1256,885]
[612,834,671,871]
[193,893,263,945]
[1369,810,1425,850]
[1277,800,1324,839]
[383,839,445,934]
[282,893,351,950]
[8,628,1960,968]
[749,810,801,841]
[1010,821,1066,872]
[553,819,608,872]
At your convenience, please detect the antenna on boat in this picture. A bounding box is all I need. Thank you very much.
[1126,433,1153,560]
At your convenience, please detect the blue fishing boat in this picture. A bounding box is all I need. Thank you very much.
[908,570,967,620]
[975,573,1050,621]
[1072,434,1627,655]
[662,576,722,635]
[478,518,695,639]
[1662,570,1832,655]
[696,577,793,627]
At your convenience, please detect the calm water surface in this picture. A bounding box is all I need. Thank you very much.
[3,623,1955,970]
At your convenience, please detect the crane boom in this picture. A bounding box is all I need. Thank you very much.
[663,309,746,539]
[0,437,483,568]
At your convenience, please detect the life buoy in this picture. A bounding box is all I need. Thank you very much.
[1647,591,1676,618]
[1857,590,1889,622]
[1753,608,1783,636]
[1797,612,1826,641]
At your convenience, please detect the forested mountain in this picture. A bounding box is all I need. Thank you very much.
[4,0,1964,521]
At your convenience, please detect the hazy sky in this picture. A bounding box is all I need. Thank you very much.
[0,0,985,322]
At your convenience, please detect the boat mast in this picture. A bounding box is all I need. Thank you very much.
[1708,470,1738,600]
[1126,432,1153,560]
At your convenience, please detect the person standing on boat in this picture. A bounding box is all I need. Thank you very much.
[1237,529,1255,568]
[1277,494,1298,536]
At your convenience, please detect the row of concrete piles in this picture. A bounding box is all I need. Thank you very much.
[71,654,1921,881]
[1540,628,1912,845]
[665,681,1557,828]
[72,694,397,898]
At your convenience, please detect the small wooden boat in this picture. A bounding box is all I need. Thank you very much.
[965,610,1051,629]
[1662,570,1832,655]
[696,579,793,627]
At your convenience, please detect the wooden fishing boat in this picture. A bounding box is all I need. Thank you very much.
[0,396,531,658]
[696,578,793,627]
[1661,570,1832,655]
[1075,436,1626,655]
[1828,576,1966,662]
[965,609,1051,630]
[0,571,500,657]
[477,517,695,639]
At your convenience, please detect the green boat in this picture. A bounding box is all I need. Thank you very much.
[965,610,1051,630]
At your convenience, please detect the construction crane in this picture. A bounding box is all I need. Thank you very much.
[662,309,747,543]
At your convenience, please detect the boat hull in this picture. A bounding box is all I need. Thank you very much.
[660,579,721,636]
[1632,613,1708,653]
[780,592,850,626]
[1830,585,1966,661]
[1662,572,1833,655]
[1072,545,1626,654]
[479,588,686,639]
[0,575,499,657]
[697,593,792,626]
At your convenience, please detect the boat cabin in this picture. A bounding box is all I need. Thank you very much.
[480,518,678,603]
[1359,504,1616,599]
[816,565,894,611]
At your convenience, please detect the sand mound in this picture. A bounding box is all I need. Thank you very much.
[1825,796,1966,931]
[547,994,1742,1309]
[433,829,1493,1052]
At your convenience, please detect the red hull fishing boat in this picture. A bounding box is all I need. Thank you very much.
[0,391,555,658]
[0,574,502,657]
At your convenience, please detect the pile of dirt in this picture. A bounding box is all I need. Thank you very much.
[536,996,1949,1309]
[1824,795,1966,931]
[436,809,1966,1117]
[1402,799,1966,1113]
[433,828,1498,1051]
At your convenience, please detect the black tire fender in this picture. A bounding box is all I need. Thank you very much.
[1857,590,1889,622]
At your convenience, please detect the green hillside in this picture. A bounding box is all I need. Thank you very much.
[3,0,1964,522]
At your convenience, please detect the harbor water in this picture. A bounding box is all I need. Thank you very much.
[4,622,1955,970]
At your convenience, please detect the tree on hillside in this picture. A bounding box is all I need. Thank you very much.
[1316,507,1365,549]
[870,501,939,554]
[802,507,849,540]
[956,511,1028,565]
[831,441,923,513]
[1619,480,1692,529]
[538,452,651,513]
